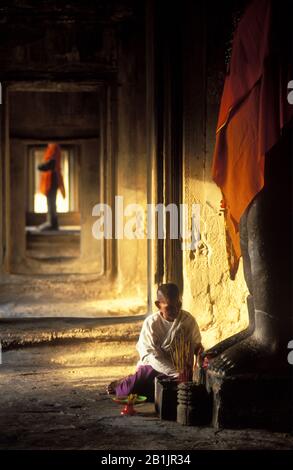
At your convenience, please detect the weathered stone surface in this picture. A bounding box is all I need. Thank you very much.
[0,318,143,350]
[0,273,146,319]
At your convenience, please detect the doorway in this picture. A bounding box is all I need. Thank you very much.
[26,143,81,260]
[7,86,104,275]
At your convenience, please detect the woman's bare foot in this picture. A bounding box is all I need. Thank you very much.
[106,373,134,395]
[106,380,119,395]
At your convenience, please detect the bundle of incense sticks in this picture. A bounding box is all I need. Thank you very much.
[170,333,194,382]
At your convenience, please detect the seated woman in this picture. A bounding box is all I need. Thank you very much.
[106,283,203,401]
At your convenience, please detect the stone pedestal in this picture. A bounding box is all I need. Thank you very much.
[177,382,212,426]
[155,377,213,424]
[154,377,178,421]
[207,370,293,431]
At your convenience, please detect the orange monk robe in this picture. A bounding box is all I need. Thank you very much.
[212,0,293,279]
[39,143,66,198]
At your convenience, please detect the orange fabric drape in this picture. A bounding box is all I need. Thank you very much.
[39,143,66,198]
[212,0,293,279]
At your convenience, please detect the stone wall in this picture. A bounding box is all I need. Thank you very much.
[10,91,100,139]
[115,8,148,302]
[181,0,249,348]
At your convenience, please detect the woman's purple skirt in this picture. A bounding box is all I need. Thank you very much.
[115,365,169,401]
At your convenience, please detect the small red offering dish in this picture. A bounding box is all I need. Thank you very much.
[112,394,147,416]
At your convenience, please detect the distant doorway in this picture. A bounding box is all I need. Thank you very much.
[26,144,81,260]
[7,84,104,275]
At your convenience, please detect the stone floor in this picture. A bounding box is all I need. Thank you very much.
[1,338,293,450]
[0,273,146,318]
[26,226,81,259]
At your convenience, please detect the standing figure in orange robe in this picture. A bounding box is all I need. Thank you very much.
[207,0,293,376]
[38,143,66,231]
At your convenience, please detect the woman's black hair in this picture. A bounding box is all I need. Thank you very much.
[157,283,180,300]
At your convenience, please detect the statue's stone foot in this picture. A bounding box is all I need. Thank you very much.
[208,335,289,377]
[203,328,250,359]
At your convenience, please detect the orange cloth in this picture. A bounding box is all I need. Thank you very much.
[212,0,293,279]
[39,143,66,198]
